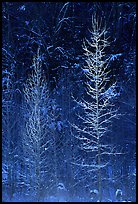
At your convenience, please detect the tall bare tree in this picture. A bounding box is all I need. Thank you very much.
[23,48,58,201]
[72,16,121,201]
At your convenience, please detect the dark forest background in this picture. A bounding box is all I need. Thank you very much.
[2,2,136,202]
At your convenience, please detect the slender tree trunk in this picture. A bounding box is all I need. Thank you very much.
[95,36,102,202]
[98,144,102,201]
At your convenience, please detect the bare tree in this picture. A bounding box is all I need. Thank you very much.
[23,47,58,201]
[72,16,121,201]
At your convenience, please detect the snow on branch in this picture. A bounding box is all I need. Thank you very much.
[72,15,122,202]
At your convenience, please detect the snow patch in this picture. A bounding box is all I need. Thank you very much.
[19,5,26,11]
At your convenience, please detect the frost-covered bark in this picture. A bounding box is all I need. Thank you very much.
[23,48,58,200]
[73,16,121,201]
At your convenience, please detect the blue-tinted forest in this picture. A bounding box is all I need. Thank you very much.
[2,2,136,202]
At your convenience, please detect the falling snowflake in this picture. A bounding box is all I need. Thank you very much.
[19,5,26,11]
[25,21,29,25]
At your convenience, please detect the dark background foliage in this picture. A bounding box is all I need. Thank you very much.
[2,2,136,202]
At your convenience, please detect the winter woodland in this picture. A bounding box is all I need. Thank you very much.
[2,2,136,202]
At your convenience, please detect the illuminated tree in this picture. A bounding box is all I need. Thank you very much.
[73,16,121,201]
[23,48,58,201]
